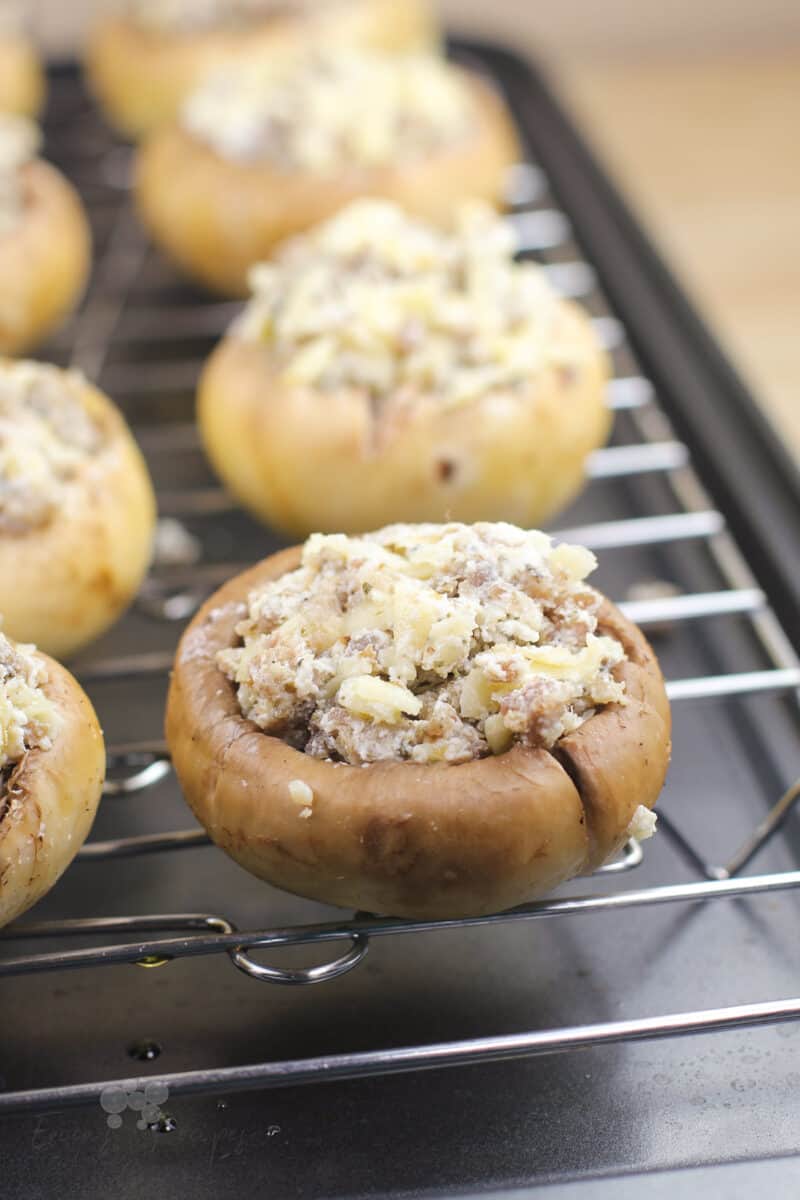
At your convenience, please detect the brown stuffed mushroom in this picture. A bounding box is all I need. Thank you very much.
[0,630,105,928]
[166,522,670,918]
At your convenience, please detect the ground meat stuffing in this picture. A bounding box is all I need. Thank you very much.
[236,200,587,407]
[182,50,472,172]
[0,361,105,534]
[218,522,627,765]
[0,631,57,777]
[0,115,39,237]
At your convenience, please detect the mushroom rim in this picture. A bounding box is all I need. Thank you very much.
[0,650,99,804]
[0,649,106,929]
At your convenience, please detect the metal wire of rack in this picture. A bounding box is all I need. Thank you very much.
[1,65,799,1118]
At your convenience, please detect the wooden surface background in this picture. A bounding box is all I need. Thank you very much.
[33,1,800,458]
[557,52,800,459]
[444,2,800,459]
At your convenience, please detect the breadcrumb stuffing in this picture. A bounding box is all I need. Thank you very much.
[0,115,40,236]
[626,805,657,842]
[218,522,627,766]
[0,631,58,775]
[0,360,104,533]
[153,518,202,567]
[237,200,587,407]
[182,50,472,171]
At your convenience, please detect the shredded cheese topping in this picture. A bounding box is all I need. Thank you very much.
[182,50,472,171]
[218,522,627,766]
[237,200,586,406]
[129,0,314,34]
[0,115,39,237]
[0,360,104,534]
[0,632,58,776]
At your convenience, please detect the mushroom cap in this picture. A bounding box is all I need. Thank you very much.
[0,160,91,356]
[166,547,671,919]
[198,300,609,537]
[86,0,438,140]
[0,34,45,118]
[0,652,105,928]
[0,370,156,659]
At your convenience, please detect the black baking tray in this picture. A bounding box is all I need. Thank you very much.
[1,44,799,1199]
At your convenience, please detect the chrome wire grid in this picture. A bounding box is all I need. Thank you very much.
[1,67,799,1116]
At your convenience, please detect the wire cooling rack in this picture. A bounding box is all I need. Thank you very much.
[0,59,799,1118]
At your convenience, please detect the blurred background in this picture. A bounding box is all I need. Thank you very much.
[29,0,800,458]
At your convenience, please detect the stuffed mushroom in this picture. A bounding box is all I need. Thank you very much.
[0,359,156,658]
[0,3,45,118]
[166,522,671,919]
[199,200,610,535]
[136,50,519,294]
[0,630,105,928]
[0,116,91,356]
[87,0,437,140]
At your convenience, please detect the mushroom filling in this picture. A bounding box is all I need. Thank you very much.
[182,50,472,171]
[0,115,39,237]
[129,0,311,34]
[0,631,58,801]
[0,361,105,534]
[218,522,627,766]
[236,200,584,407]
